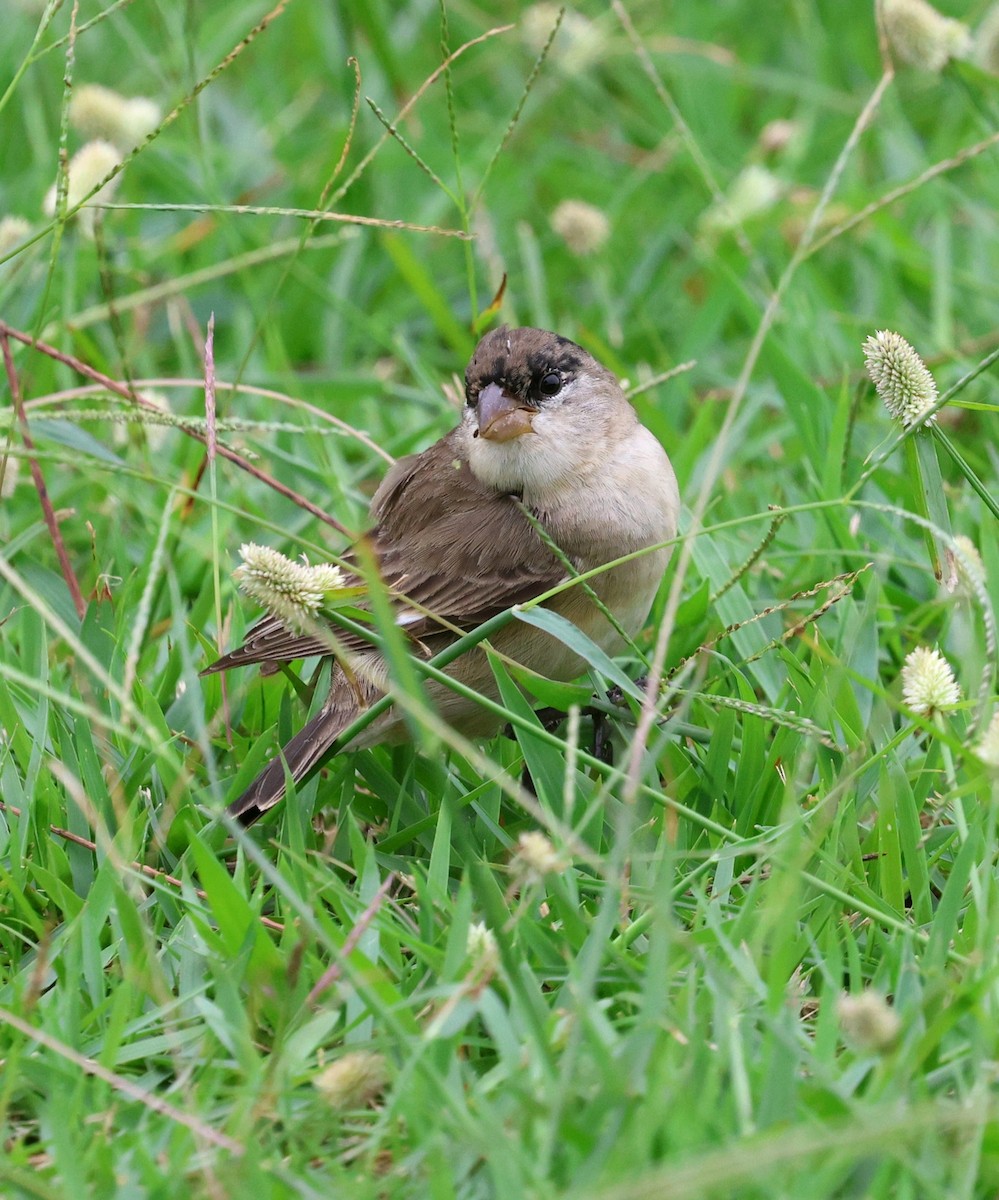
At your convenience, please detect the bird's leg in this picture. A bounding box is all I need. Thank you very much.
[502,706,568,744]
[591,709,615,766]
[533,706,571,733]
[500,708,570,794]
[584,677,650,768]
[511,679,651,782]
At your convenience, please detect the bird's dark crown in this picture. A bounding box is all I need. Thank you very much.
[464,325,590,405]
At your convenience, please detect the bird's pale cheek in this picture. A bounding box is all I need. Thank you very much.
[476,381,536,442]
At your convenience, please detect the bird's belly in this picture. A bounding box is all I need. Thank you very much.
[354,545,669,744]
[486,545,668,678]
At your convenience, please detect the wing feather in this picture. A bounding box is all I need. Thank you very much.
[202,430,566,676]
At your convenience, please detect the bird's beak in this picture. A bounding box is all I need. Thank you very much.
[476,382,535,442]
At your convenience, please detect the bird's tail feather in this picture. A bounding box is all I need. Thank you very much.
[227,707,348,825]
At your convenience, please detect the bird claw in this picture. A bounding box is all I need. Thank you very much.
[508,679,653,771]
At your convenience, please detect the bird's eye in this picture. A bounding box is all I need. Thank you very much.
[539,371,562,397]
[465,389,477,407]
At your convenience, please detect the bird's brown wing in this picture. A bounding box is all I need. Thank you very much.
[202,432,566,675]
[199,614,338,674]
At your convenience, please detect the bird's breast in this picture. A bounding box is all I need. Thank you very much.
[526,423,679,654]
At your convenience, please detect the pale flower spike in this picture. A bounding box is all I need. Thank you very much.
[946,534,986,598]
[700,165,783,235]
[0,215,31,257]
[882,0,972,72]
[975,4,999,75]
[466,921,500,975]
[551,199,610,256]
[233,543,344,635]
[314,1052,387,1112]
[521,5,604,73]
[863,330,939,428]
[309,562,346,593]
[900,646,961,716]
[43,139,121,238]
[69,84,160,153]
[837,991,901,1052]
[974,711,999,770]
[514,830,565,881]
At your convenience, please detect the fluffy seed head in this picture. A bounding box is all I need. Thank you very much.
[308,562,345,592]
[43,140,121,237]
[233,543,345,634]
[974,4,999,74]
[514,830,565,882]
[111,390,172,451]
[882,0,972,71]
[837,991,901,1052]
[945,534,986,597]
[758,118,800,155]
[970,710,999,768]
[69,84,160,151]
[973,711,999,770]
[0,215,31,257]
[466,921,500,978]
[863,330,939,427]
[700,165,783,235]
[521,5,604,72]
[551,199,610,256]
[314,1052,387,1111]
[900,646,961,715]
[0,456,20,499]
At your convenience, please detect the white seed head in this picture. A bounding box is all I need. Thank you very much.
[863,330,939,427]
[945,534,986,597]
[0,456,21,499]
[974,4,999,74]
[882,0,973,71]
[521,5,604,72]
[69,84,160,151]
[466,921,500,976]
[233,543,345,634]
[758,118,800,155]
[973,710,999,770]
[43,139,121,237]
[700,165,783,235]
[112,390,172,450]
[551,199,610,256]
[900,646,961,715]
[0,215,31,257]
[837,991,901,1052]
[309,562,345,592]
[514,830,565,881]
[314,1051,387,1111]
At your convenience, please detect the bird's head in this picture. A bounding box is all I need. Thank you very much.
[462,326,632,499]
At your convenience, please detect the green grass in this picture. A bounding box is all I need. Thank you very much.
[1,1,999,1196]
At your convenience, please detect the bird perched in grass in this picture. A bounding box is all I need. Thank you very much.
[203,326,680,824]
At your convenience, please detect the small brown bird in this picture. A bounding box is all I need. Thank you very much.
[204,327,680,823]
